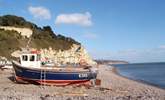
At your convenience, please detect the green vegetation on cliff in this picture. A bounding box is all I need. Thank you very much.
[0,15,80,59]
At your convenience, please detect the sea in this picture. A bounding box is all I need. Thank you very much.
[113,62,165,89]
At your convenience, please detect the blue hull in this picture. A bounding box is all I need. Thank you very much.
[12,61,97,85]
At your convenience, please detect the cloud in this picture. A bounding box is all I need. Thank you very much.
[83,33,98,39]
[28,6,51,20]
[159,45,165,49]
[55,12,92,26]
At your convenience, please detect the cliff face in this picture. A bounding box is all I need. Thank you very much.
[0,15,96,65]
[39,45,96,65]
[0,26,32,38]
[11,44,96,65]
[95,60,128,65]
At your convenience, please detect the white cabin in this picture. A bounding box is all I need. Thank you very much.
[20,51,41,68]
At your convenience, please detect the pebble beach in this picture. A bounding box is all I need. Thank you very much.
[0,65,164,100]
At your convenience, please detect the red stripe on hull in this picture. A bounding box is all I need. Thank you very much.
[15,76,91,86]
[37,80,90,86]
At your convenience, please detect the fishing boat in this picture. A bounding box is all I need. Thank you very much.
[12,50,98,86]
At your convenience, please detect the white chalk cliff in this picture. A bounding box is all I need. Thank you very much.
[39,44,96,65]
[0,26,32,38]
[6,26,96,65]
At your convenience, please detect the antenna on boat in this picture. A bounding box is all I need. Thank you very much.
[26,37,32,49]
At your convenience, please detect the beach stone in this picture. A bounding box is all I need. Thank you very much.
[0,65,164,100]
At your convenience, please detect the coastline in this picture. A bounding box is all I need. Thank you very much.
[0,65,164,100]
[110,65,165,90]
[97,64,165,100]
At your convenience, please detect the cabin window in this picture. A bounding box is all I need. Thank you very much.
[30,55,35,61]
[22,55,28,61]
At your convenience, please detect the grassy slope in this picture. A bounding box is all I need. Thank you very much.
[0,15,80,59]
[0,29,22,58]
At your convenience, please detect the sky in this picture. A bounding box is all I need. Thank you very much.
[0,0,165,63]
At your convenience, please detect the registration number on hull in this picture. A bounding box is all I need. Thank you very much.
[78,73,88,78]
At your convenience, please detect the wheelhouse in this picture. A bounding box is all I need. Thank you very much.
[20,51,41,68]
